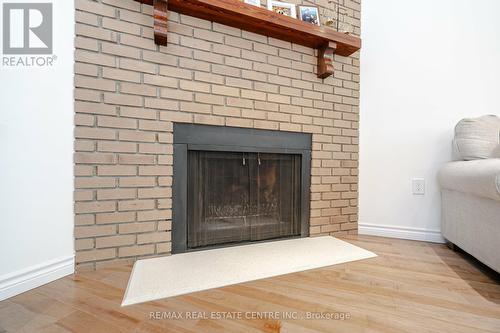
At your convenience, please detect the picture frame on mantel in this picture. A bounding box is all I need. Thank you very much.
[298,6,321,26]
[244,0,261,6]
[267,1,297,18]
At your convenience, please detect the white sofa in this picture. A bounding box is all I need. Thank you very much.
[438,115,500,273]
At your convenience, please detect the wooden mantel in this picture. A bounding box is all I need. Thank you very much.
[135,0,361,79]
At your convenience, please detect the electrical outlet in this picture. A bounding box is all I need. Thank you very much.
[412,178,425,195]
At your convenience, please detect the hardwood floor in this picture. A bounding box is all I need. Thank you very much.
[1,235,499,333]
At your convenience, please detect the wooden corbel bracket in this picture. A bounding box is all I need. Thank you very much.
[317,42,337,79]
[153,0,168,45]
[134,0,168,45]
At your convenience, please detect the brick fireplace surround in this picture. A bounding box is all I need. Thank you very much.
[74,0,361,270]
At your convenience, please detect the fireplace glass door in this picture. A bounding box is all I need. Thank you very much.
[187,151,301,249]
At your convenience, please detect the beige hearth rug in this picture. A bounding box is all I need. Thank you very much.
[122,236,377,306]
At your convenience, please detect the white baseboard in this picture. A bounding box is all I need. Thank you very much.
[359,223,446,244]
[0,255,74,301]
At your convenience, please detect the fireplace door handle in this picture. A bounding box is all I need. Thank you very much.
[241,153,261,165]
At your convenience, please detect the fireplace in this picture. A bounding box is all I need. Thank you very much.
[187,150,302,248]
[172,124,311,253]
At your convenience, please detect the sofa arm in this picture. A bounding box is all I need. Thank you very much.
[438,159,500,201]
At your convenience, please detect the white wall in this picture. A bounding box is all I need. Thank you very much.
[0,0,74,300]
[360,0,500,242]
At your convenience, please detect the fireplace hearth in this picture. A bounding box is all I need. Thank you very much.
[172,124,311,253]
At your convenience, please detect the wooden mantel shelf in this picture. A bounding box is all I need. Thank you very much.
[135,0,361,78]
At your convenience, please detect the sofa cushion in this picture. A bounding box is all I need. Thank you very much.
[438,159,500,201]
[453,115,500,160]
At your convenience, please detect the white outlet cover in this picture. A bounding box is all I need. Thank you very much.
[412,178,425,195]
